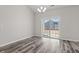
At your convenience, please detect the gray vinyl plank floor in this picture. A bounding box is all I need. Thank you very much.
[36,38,60,53]
[0,37,60,53]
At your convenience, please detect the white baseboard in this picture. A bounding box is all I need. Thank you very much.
[0,36,33,47]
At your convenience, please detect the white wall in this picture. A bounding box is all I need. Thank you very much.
[35,6,79,41]
[0,6,35,46]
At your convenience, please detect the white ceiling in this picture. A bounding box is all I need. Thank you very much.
[28,5,71,13]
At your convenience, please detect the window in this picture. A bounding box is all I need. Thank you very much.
[41,16,60,38]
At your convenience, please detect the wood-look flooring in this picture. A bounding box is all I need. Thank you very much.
[0,36,60,53]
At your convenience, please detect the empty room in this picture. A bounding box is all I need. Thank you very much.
[0,5,79,53]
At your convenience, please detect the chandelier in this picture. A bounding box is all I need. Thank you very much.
[37,5,54,13]
[37,6,47,13]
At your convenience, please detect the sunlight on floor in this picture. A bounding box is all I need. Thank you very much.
[37,37,60,53]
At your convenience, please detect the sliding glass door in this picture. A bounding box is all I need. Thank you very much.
[41,16,60,39]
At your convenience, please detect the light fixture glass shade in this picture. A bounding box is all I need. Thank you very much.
[43,7,46,12]
[40,6,43,10]
[37,6,46,13]
[37,8,41,12]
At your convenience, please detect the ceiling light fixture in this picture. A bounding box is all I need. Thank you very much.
[37,6,47,13]
[37,8,41,12]
[37,5,55,13]
[43,7,46,12]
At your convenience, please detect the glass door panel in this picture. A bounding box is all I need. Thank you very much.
[41,16,60,39]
